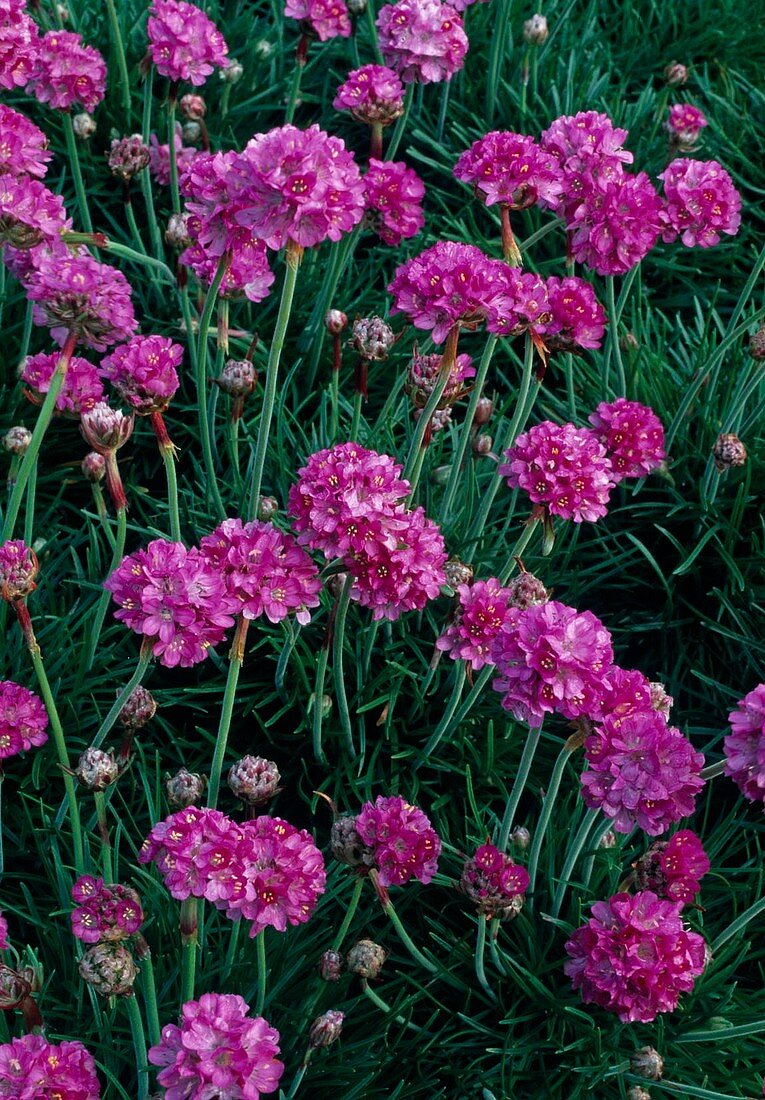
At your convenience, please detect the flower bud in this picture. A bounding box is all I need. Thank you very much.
[221,58,244,82]
[253,40,273,59]
[473,397,493,426]
[430,464,451,486]
[78,943,137,997]
[182,121,202,144]
[350,316,395,362]
[621,331,639,353]
[648,681,673,719]
[308,1009,344,1050]
[80,403,134,455]
[118,686,157,731]
[346,939,386,979]
[330,815,368,868]
[510,825,531,850]
[166,212,192,249]
[81,452,106,482]
[326,571,348,599]
[216,359,257,398]
[72,113,96,140]
[443,558,474,589]
[599,830,617,849]
[228,756,280,805]
[664,61,688,86]
[180,94,206,120]
[347,0,367,11]
[627,1090,651,1100]
[506,570,549,610]
[523,13,548,44]
[2,427,31,455]
[472,433,492,455]
[0,541,38,601]
[75,748,119,791]
[256,496,279,522]
[319,950,343,982]
[713,433,747,472]
[748,326,765,361]
[166,768,206,808]
[325,310,348,335]
[631,1047,664,1081]
[107,135,150,181]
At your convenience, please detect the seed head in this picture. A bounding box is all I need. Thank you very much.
[330,815,368,868]
[443,557,474,589]
[319,950,344,982]
[227,756,280,804]
[308,1009,344,1050]
[350,316,395,362]
[506,570,549,610]
[166,767,206,808]
[107,135,150,181]
[78,943,137,997]
[118,686,157,731]
[216,359,257,398]
[72,113,96,139]
[523,13,549,44]
[346,939,387,979]
[713,433,747,472]
[75,748,119,791]
[631,1046,664,1081]
[2,427,32,456]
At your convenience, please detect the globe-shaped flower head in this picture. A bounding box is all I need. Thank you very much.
[354,795,441,887]
[147,0,229,86]
[588,398,665,481]
[725,684,765,807]
[0,680,48,762]
[0,105,51,179]
[0,1034,101,1098]
[285,0,351,41]
[376,0,468,84]
[100,334,183,414]
[26,29,107,112]
[659,158,741,249]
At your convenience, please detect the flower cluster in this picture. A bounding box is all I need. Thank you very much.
[26,29,107,113]
[567,171,664,275]
[544,276,606,352]
[0,1035,101,1099]
[0,0,39,92]
[460,842,530,919]
[363,158,425,246]
[181,230,275,302]
[21,349,104,415]
[0,539,38,599]
[0,176,68,250]
[634,830,710,904]
[70,876,143,944]
[107,134,150,182]
[454,131,563,211]
[149,124,196,186]
[0,680,48,761]
[667,103,708,146]
[100,334,182,414]
[147,0,229,86]
[659,158,741,248]
[436,578,514,670]
[565,891,706,1021]
[354,795,441,887]
[149,993,283,1098]
[285,0,351,40]
[540,110,633,220]
[588,398,666,480]
[0,911,7,951]
[0,104,51,178]
[725,683,765,807]
[333,64,405,124]
[376,0,468,84]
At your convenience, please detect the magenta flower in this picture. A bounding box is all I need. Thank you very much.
[285,0,351,40]
[355,795,440,887]
[0,680,48,761]
[0,5,39,92]
[436,578,513,671]
[147,0,229,86]
[454,131,563,211]
[148,993,284,1099]
[659,158,742,248]
[376,0,468,84]
[490,268,551,337]
[581,710,705,835]
[0,539,37,600]
[491,600,614,724]
[105,539,238,667]
[235,124,365,250]
[24,250,137,351]
[180,231,275,303]
[100,334,182,414]
[544,276,606,352]
[0,104,51,178]
[461,842,529,918]
[568,171,663,275]
[406,350,475,408]
[0,176,69,249]
[0,1035,101,1099]
[667,103,708,143]
[139,806,241,900]
[333,64,405,124]
[635,830,710,905]
[0,912,7,951]
[363,158,425,246]
[199,518,322,626]
[588,398,665,481]
[540,110,633,219]
[21,350,104,415]
[594,666,654,724]
[70,876,143,944]
[148,125,197,186]
[26,29,106,113]
[499,420,615,523]
[725,684,765,807]
[449,0,490,8]
[565,890,706,1022]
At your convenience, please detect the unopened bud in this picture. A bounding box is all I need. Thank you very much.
[599,830,617,849]
[166,212,192,249]
[118,686,157,731]
[443,557,474,589]
[664,61,688,86]
[748,326,765,361]
[256,496,279,522]
[346,939,386,979]
[309,692,333,719]
[506,570,549,610]
[221,58,244,82]
[330,816,368,868]
[3,426,32,455]
[81,452,106,482]
[107,135,150,181]
[72,113,96,140]
[326,571,348,599]
[308,1009,344,1050]
[166,767,206,808]
[80,403,134,454]
[713,433,747,472]
[319,950,343,982]
[350,316,395,362]
[430,464,451,486]
[182,121,202,144]
[78,943,136,997]
[621,331,639,353]
[75,748,119,791]
[180,94,206,120]
[216,359,257,398]
[325,309,348,335]
[510,826,531,850]
[627,1089,652,1100]
[347,0,367,11]
[472,433,492,455]
[253,40,273,60]
[228,756,280,805]
[473,397,493,426]
[648,681,673,719]
[523,13,548,44]
[631,1047,664,1081]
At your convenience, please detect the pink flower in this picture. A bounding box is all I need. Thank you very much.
[0,104,51,178]
[436,578,513,670]
[180,228,275,303]
[567,171,663,275]
[285,0,351,40]
[355,795,440,886]
[236,124,365,250]
[27,29,106,113]
[499,420,615,523]
[544,276,606,351]
[564,890,706,1022]
[491,600,614,724]
[490,268,551,338]
[376,0,468,84]
[139,806,241,900]
[594,666,654,724]
[363,158,425,246]
[0,912,7,951]
[70,876,143,944]
[148,993,284,1099]
[581,710,705,835]
[0,176,68,249]
[147,0,229,86]
[725,684,765,806]
[0,7,40,92]
[148,125,197,186]
[21,350,104,415]
[405,350,474,408]
[667,103,708,142]
[199,518,322,626]
[0,680,48,760]
[25,250,137,351]
[105,539,238,668]
[0,539,37,600]
[634,830,710,904]
[448,0,489,9]
[659,158,741,248]
[333,64,405,124]
[540,111,633,219]
[454,131,563,211]
[0,1034,101,1099]
[217,816,326,936]
[588,398,665,480]
[461,842,529,918]
[100,334,182,414]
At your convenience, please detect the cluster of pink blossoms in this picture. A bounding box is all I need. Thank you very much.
[659,158,741,248]
[454,130,563,212]
[460,842,530,919]
[354,795,441,887]
[285,0,351,41]
[0,538,37,599]
[363,159,425,246]
[26,29,107,112]
[0,0,39,91]
[376,0,468,84]
[0,175,69,250]
[70,876,143,944]
[724,683,765,807]
[147,0,229,86]
[0,1034,100,1098]
[0,680,48,761]
[149,124,196,187]
[149,993,283,1099]
[100,334,182,414]
[634,830,710,904]
[21,350,103,415]
[140,807,326,936]
[333,64,405,124]
[667,103,708,144]
[0,911,7,951]
[0,104,50,179]
[289,443,447,621]
[588,397,666,480]
[565,891,706,1021]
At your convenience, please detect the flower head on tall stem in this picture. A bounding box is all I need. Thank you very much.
[334,64,405,124]
[21,350,103,415]
[285,0,352,40]
[147,0,229,86]
[0,104,51,179]
[376,0,468,84]
[725,684,765,807]
[0,540,38,602]
[659,158,741,248]
[0,1035,101,1098]
[0,680,48,761]
[540,110,633,219]
[354,795,441,886]
[454,131,563,215]
[100,335,182,414]
[26,29,106,112]
[588,398,665,480]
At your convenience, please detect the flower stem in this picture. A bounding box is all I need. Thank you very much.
[712,893,765,953]
[255,928,267,1015]
[207,617,249,809]
[361,981,425,1032]
[104,0,131,117]
[350,391,364,442]
[414,661,467,768]
[139,949,162,1048]
[497,724,542,851]
[525,742,574,911]
[85,504,127,672]
[150,412,182,542]
[63,114,93,233]
[331,876,364,952]
[140,67,165,262]
[195,256,229,521]
[90,648,152,749]
[403,325,460,491]
[550,808,599,919]
[285,56,304,125]
[474,915,496,1000]
[332,576,356,759]
[364,0,384,64]
[370,870,438,974]
[180,897,198,1006]
[604,275,626,396]
[312,644,330,765]
[167,97,180,216]
[386,85,413,160]
[125,996,149,1100]
[93,791,114,882]
[22,457,37,547]
[246,242,302,519]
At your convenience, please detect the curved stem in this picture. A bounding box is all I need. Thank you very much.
[284,59,304,125]
[150,413,181,542]
[22,457,37,547]
[331,876,364,952]
[474,916,496,1000]
[525,743,573,911]
[139,950,162,1049]
[386,85,413,161]
[63,114,93,233]
[312,644,330,765]
[90,649,152,750]
[85,505,127,671]
[403,325,460,491]
[605,275,626,396]
[332,576,356,758]
[207,617,249,809]
[104,0,131,117]
[180,898,198,1006]
[439,334,497,524]
[550,809,599,919]
[497,724,542,851]
[167,98,181,216]
[361,981,424,1032]
[414,662,467,768]
[140,67,165,262]
[371,871,438,974]
[125,996,149,1100]
[255,929,267,1015]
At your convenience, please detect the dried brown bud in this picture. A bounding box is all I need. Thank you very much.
[510,825,531,850]
[350,316,395,362]
[182,121,202,144]
[107,135,150,181]
[217,359,257,399]
[599,830,617,849]
[472,433,493,455]
[713,433,747,472]
[166,212,192,249]
[81,451,106,482]
[631,1046,664,1081]
[118,686,157,731]
[228,756,280,804]
[75,748,119,791]
[523,13,548,44]
[664,61,688,86]
[166,767,206,808]
[78,944,136,997]
[80,403,134,455]
[325,309,348,335]
[346,939,386,979]
[319,950,343,982]
[506,570,549,610]
[308,1009,344,1050]
[221,58,244,82]
[748,326,765,361]
[330,816,368,868]
[2,426,32,455]
[443,557,474,589]
[627,1089,652,1100]
[473,397,493,426]
[72,113,96,139]
[256,496,279,522]
[180,94,206,120]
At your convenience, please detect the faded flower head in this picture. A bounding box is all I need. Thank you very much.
[713,433,747,472]
[376,0,468,84]
[631,1046,664,1081]
[147,0,229,85]
[75,748,119,791]
[350,315,396,361]
[80,402,134,454]
[354,795,441,887]
[166,767,206,808]
[506,570,549,610]
[0,680,48,760]
[725,684,765,807]
[100,334,182,414]
[26,29,107,113]
[217,358,257,398]
[319,949,343,981]
[406,350,474,409]
[346,939,387,978]
[0,1035,101,1099]
[118,686,157,731]
[72,112,96,139]
[71,876,143,944]
[79,942,137,997]
[665,62,688,86]
[334,64,405,124]
[0,540,38,601]
[436,578,513,671]
[523,13,548,43]
[228,756,281,805]
[454,131,563,211]
[308,1009,344,1049]
[107,135,150,181]
[460,842,529,919]
[2,426,32,455]
[633,830,710,904]
[659,159,741,249]
[21,350,103,416]
[588,398,665,481]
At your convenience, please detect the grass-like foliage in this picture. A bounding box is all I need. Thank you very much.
[1,0,765,1097]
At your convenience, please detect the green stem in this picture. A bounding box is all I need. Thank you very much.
[312,644,330,765]
[223,920,241,982]
[90,649,152,749]
[364,0,384,64]
[361,981,424,1032]
[329,367,340,443]
[283,1063,309,1100]
[255,928,267,1015]
[372,872,437,974]
[403,325,460,489]
[350,391,364,443]
[550,809,599,919]
[22,457,37,547]
[167,98,180,216]
[386,85,413,160]
[436,81,450,143]
[125,996,149,1100]
[439,334,497,524]
[139,950,162,1048]
[474,916,496,1000]
[331,876,364,951]
[63,114,93,233]
[86,505,127,671]
[497,725,542,851]
[207,618,249,809]
[246,244,302,518]
[605,275,626,396]
[150,413,182,542]
[565,352,576,419]
[124,199,149,258]
[700,759,726,780]
[140,67,165,261]
[712,893,765,953]
[104,0,131,117]
[332,577,356,758]
[414,662,467,768]
[285,60,303,125]
[485,0,510,125]
[93,791,114,883]
[525,743,574,911]
[195,257,229,521]
[95,238,175,282]
[180,898,198,1006]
